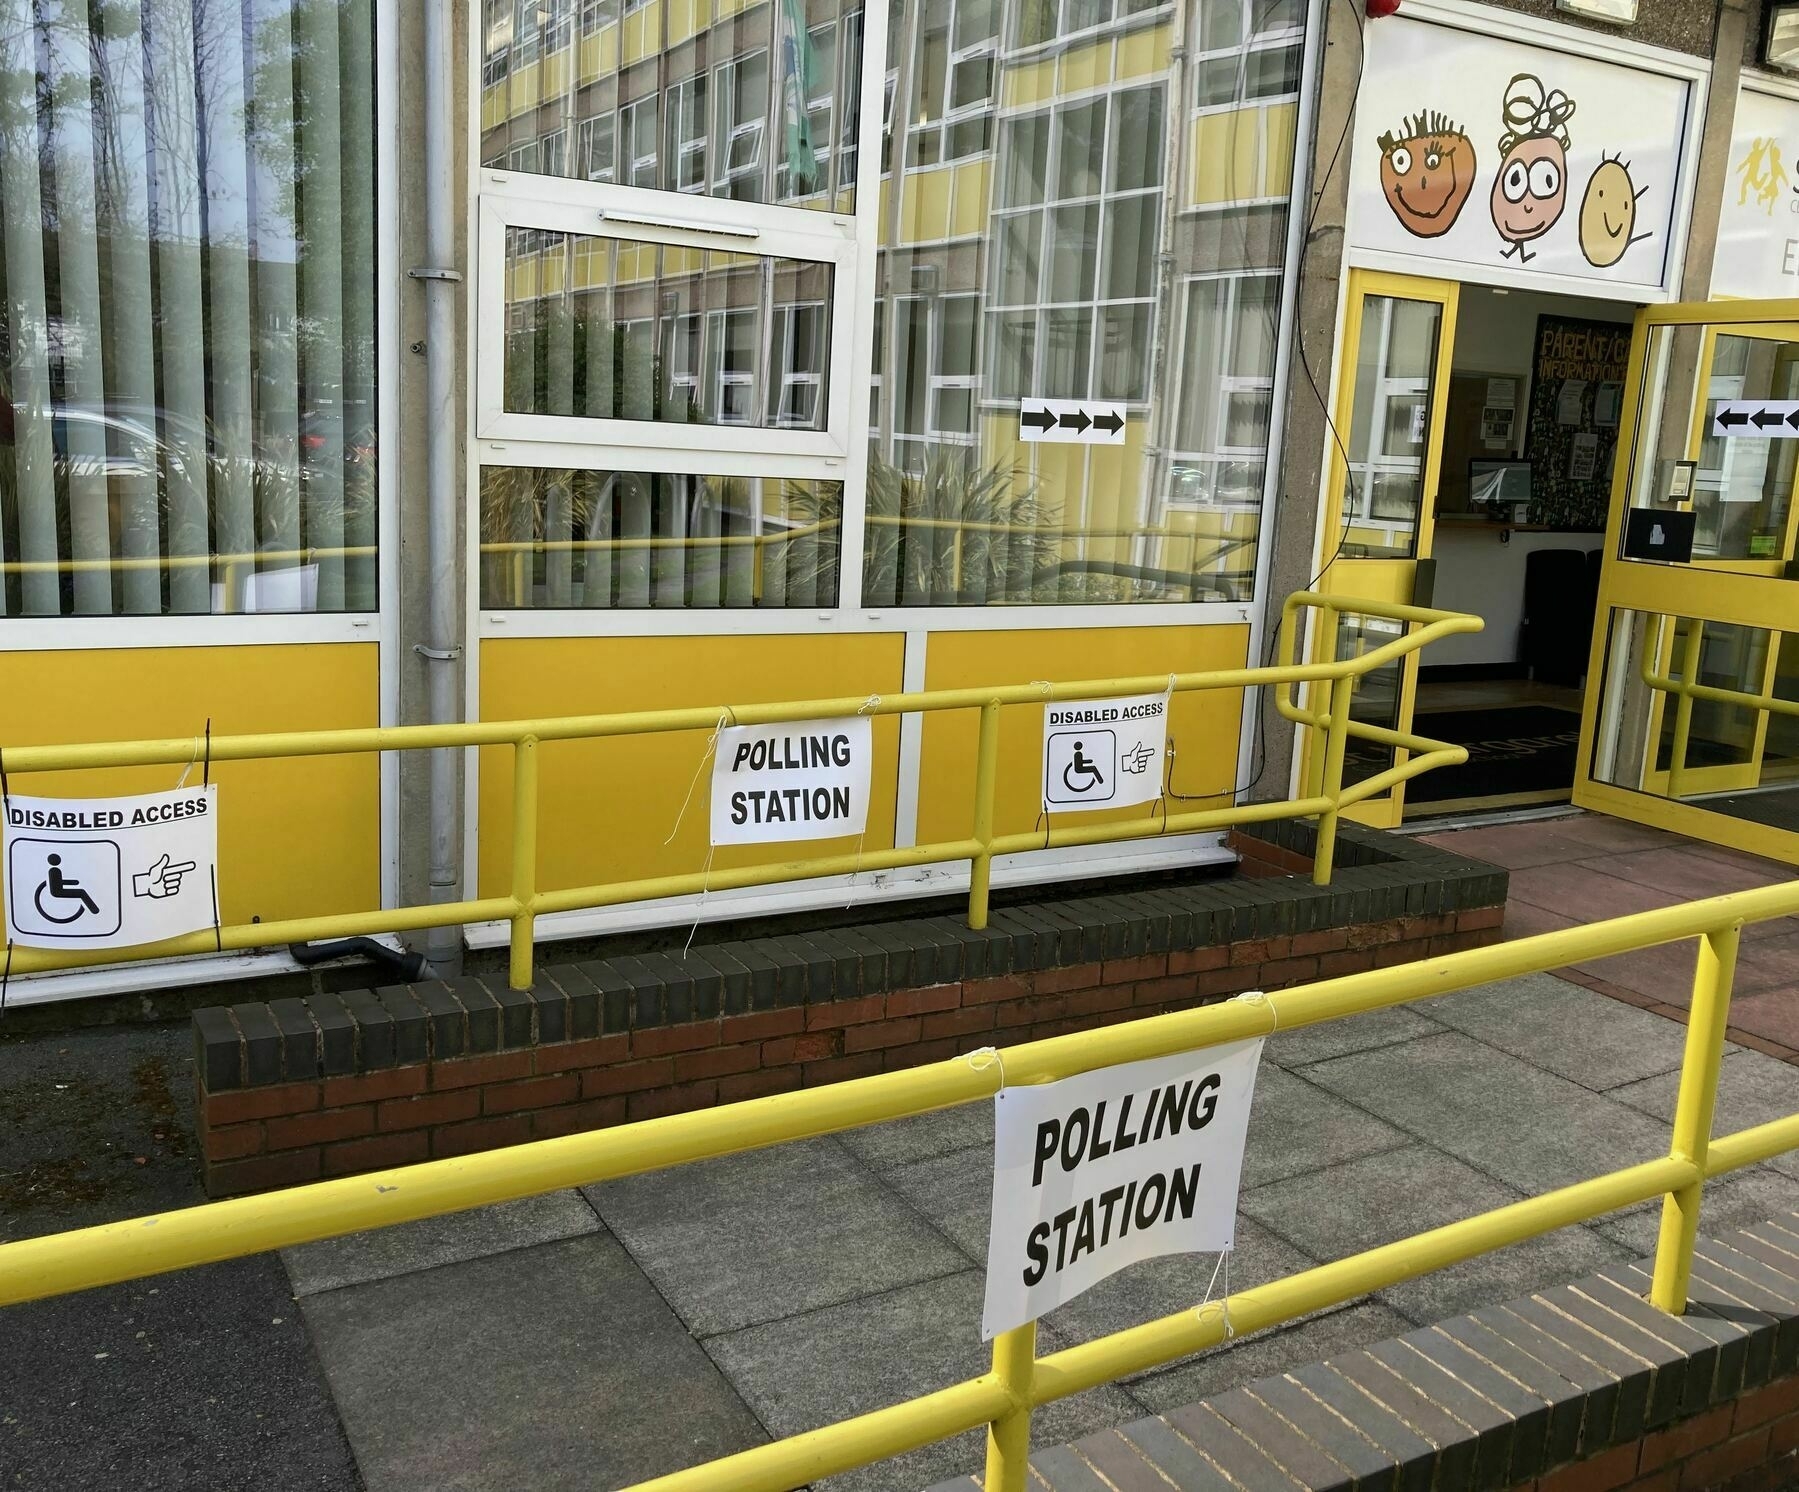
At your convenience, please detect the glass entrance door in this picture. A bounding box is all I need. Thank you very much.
[1307,271,1459,828]
[1576,301,1799,862]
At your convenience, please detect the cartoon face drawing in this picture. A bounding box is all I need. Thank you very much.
[1376,111,1477,238]
[1490,74,1576,263]
[1578,155,1651,268]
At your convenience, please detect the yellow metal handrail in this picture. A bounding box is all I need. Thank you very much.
[1641,614,1799,798]
[0,591,1478,988]
[0,883,1793,1492]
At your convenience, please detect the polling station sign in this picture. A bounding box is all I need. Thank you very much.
[3,787,219,951]
[1042,691,1168,813]
[981,1037,1263,1339]
[710,717,873,845]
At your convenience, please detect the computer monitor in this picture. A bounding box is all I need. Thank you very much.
[1469,459,1533,507]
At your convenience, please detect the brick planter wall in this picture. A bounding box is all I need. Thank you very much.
[193,823,1506,1197]
[933,1223,1799,1492]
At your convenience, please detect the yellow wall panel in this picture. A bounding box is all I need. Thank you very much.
[916,625,1251,847]
[1264,102,1298,197]
[1003,59,1055,110]
[1189,109,1265,207]
[477,634,907,898]
[1057,39,1109,95]
[952,161,992,240]
[624,3,659,65]
[1116,24,1171,80]
[900,167,954,245]
[0,645,381,927]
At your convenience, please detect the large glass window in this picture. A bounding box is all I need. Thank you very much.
[480,468,841,609]
[480,0,864,213]
[871,0,1309,606]
[499,229,835,432]
[0,0,379,618]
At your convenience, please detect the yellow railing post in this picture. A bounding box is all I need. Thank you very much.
[983,1322,1036,1492]
[1312,671,1356,886]
[968,699,1002,930]
[510,735,541,990]
[1650,920,1743,1314]
[1304,675,1334,802]
[1666,617,1705,801]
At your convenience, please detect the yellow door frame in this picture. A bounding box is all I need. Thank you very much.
[1574,296,1799,863]
[1308,269,1460,828]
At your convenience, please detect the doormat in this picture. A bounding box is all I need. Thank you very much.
[1400,705,1583,805]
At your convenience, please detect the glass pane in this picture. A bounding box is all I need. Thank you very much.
[1335,613,1407,789]
[939,298,979,378]
[0,0,379,617]
[1590,609,1799,839]
[1244,44,1301,101]
[479,0,863,212]
[872,0,1310,606]
[1340,295,1442,561]
[480,468,842,609]
[501,230,833,431]
[1693,334,1799,562]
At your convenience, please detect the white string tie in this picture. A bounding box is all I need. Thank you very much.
[857,694,882,715]
[1232,989,1278,1033]
[665,710,731,848]
[174,734,204,790]
[966,1045,1006,1092]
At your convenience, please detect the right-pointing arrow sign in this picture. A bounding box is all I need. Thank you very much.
[1092,410,1124,435]
[1713,400,1799,439]
[1019,398,1127,444]
[1021,407,1056,432]
[1059,409,1091,434]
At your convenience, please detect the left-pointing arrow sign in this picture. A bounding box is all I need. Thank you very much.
[1713,400,1799,439]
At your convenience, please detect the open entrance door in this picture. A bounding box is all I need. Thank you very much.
[1307,270,1459,828]
[1576,299,1799,862]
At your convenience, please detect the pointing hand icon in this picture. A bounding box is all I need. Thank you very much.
[133,853,198,900]
[1120,741,1157,775]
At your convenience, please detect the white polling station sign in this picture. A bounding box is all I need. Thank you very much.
[3,786,219,950]
[982,1037,1264,1339]
[1042,692,1168,812]
[710,717,873,845]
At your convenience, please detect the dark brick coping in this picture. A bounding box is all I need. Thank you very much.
[928,1218,1799,1492]
[194,822,1504,1094]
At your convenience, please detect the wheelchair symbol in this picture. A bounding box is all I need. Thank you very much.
[1045,729,1116,805]
[7,837,122,939]
[35,854,103,923]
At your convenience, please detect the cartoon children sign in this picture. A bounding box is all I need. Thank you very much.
[1372,70,1652,273]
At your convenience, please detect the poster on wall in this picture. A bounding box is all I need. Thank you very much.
[1526,315,1632,529]
[1712,85,1799,300]
[1347,15,1694,296]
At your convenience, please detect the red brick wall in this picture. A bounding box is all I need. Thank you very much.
[1520,1378,1799,1492]
[199,909,1503,1197]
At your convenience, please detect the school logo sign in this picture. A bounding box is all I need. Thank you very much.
[1713,88,1799,300]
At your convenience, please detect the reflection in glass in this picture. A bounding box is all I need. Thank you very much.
[480,0,864,213]
[873,0,1304,605]
[1334,613,1406,788]
[1691,334,1799,563]
[480,468,841,609]
[503,230,833,430]
[1592,608,1799,839]
[0,0,378,617]
[1339,296,1441,561]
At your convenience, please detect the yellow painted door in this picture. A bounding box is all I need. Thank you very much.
[1576,301,1799,864]
[1308,271,1460,829]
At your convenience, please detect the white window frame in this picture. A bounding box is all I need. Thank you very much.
[1165,268,1281,507]
[475,176,860,467]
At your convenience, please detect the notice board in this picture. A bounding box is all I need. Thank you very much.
[1526,314,1632,531]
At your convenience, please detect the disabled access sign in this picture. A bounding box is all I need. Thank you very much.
[3,786,218,950]
[1041,692,1168,813]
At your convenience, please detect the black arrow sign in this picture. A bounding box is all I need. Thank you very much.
[1021,407,1055,432]
[1718,409,1749,429]
[1093,410,1123,435]
[1753,408,1785,429]
[1059,409,1091,434]
[1789,410,1799,430]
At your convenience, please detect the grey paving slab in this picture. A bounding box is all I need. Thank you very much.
[1242,1144,1625,1327]
[1240,1065,1409,1191]
[283,1190,602,1296]
[840,1101,993,1171]
[706,1269,1142,1492]
[886,1143,991,1263]
[585,1135,967,1336]
[0,1255,359,1492]
[1410,972,1691,1092]
[1265,1005,1443,1070]
[1609,1048,1799,1180]
[1128,1301,1416,1412]
[302,1232,766,1492]
[1297,1030,1672,1193]
[1597,1167,1799,1258]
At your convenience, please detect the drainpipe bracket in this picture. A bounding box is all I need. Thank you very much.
[412,643,464,662]
[408,266,464,282]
